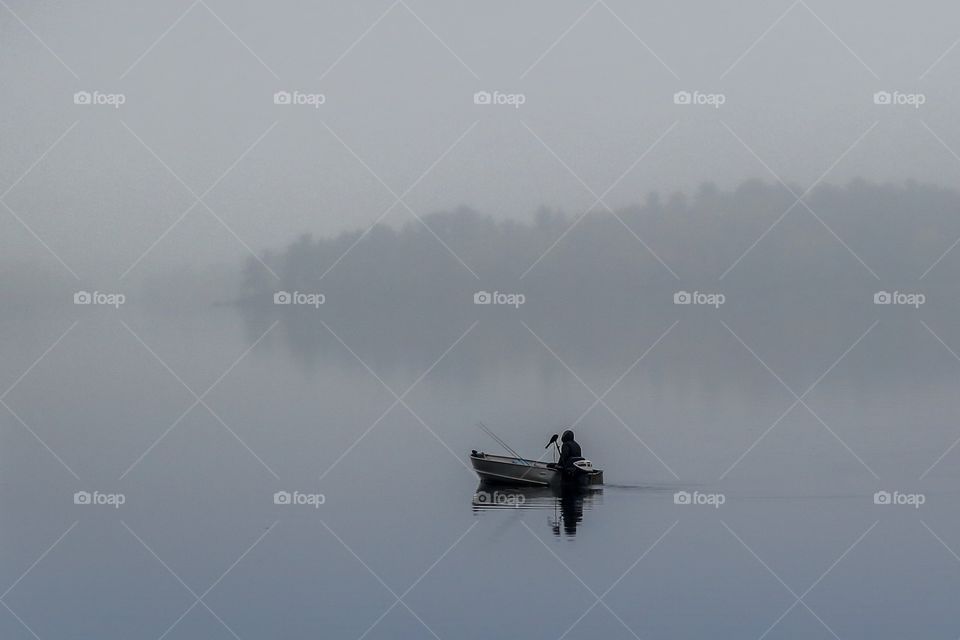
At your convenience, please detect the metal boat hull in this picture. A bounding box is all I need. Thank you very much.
[469,452,603,487]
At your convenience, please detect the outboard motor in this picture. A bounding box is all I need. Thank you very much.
[572,459,593,472]
[560,457,592,481]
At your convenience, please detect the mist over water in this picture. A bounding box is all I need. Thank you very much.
[6,0,960,636]
[2,179,960,638]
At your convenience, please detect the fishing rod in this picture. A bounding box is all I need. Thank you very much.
[476,422,529,463]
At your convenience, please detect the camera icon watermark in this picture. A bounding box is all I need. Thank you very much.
[873,290,925,308]
[673,490,725,508]
[673,90,725,108]
[274,90,325,108]
[473,290,525,308]
[473,90,526,109]
[73,290,125,308]
[73,90,126,109]
[873,90,925,108]
[273,490,325,508]
[673,290,725,308]
[274,290,325,308]
[873,490,925,508]
[73,490,126,508]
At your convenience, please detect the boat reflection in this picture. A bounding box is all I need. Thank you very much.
[471,481,602,536]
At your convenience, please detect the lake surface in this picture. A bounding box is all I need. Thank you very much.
[3,302,960,639]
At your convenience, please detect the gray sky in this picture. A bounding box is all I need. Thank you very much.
[2,0,960,281]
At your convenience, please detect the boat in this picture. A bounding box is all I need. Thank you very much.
[469,450,603,487]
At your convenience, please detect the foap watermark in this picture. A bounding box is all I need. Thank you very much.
[873,90,925,109]
[273,490,325,508]
[474,290,525,308]
[74,290,125,308]
[274,290,325,308]
[674,290,725,308]
[874,290,925,308]
[274,90,326,109]
[473,90,526,109]
[74,490,126,508]
[474,490,526,507]
[673,90,725,109]
[674,490,725,508]
[73,90,126,109]
[874,490,925,509]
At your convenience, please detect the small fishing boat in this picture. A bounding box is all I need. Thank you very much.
[469,451,603,487]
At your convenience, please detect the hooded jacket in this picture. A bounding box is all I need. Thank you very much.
[558,430,582,469]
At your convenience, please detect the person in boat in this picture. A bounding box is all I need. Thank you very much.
[556,429,583,473]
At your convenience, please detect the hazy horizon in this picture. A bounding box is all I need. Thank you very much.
[5,2,960,639]
[5,0,960,281]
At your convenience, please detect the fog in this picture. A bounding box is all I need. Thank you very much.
[5,3,960,639]
[4,0,960,279]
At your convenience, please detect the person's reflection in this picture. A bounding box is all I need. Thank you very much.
[552,491,585,536]
[470,482,595,536]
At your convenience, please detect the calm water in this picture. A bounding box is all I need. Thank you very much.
[3,303,960,639]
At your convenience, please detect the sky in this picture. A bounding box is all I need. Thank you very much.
[2,0,960,282]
